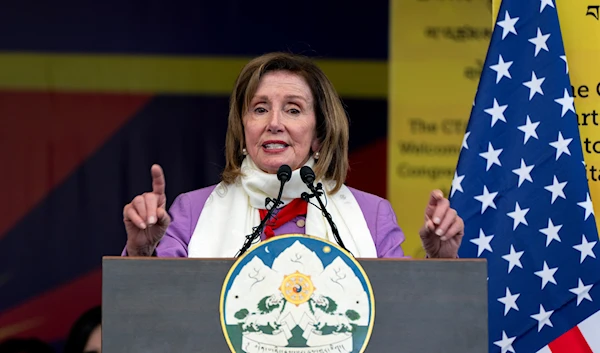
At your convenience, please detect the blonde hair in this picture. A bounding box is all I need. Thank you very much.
[222,52,350,194]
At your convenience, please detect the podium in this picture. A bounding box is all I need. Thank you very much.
[101,256,488,353]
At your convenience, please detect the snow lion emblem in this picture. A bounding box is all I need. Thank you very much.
[220,235,375,353]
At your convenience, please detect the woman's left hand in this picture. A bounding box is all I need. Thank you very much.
[419,189,464,258]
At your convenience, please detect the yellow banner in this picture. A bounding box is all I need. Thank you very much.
[388,0,492,257]
[492,0,600,233]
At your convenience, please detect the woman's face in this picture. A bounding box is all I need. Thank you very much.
[243,70,321,174]
[84,325,101,353]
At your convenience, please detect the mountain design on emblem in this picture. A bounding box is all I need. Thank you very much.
[224,240,371,352]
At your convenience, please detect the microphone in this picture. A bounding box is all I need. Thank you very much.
[235,164,292,258]
[300,166,351,255]
[278,164,292,182]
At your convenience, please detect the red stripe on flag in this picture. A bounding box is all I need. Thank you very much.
[548,326,593,353]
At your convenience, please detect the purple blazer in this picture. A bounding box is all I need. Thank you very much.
[148,184,408,258]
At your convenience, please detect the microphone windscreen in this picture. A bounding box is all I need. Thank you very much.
[300,166,315,185]
[277,164,292,182]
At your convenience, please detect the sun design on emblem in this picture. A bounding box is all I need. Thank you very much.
[279,271,315,306]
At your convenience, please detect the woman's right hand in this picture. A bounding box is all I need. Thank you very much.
[123,164,171,256]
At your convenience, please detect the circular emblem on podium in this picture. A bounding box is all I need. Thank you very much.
[219,234,375,353]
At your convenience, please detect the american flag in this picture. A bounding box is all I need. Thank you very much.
[450,0,600,352]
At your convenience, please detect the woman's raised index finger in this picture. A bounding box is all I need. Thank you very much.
[151,164,166,195]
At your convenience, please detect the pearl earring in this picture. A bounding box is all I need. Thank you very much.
[314,151,320,160]
[242,148,248,156]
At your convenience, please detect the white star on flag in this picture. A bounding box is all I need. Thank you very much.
[507,202,529,230]
[517,115,539,144]
[462,131,470,150]
[523,71,545,100]
[534,261,558,289]
[531,305,554,332]
[496,11,519,40]
[549,132,572,160]
[554,88,575,117]
[539,218,562,247]
[544,176,567,204]
[502,245,524,273]
[539,0,555,13]
[577,193,595,220]
[560,55,568,74]
[470,229,494,256]
[479,142,503,171]
[512,159,534,187]
[573,235,597,264]
[490,55,513,83]
[451,172,465,197]
[494,331,516,353]
[484,99,508,127]
[528,28,550,57]
[498,287,520,315]
[569,279,593,306]
[474,186,498,214]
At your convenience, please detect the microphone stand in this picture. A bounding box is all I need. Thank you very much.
[235,165,291,258]
[235,186,284,258]
[303,180,352,256]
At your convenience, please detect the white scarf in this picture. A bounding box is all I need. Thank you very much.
[187,157,378,258]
